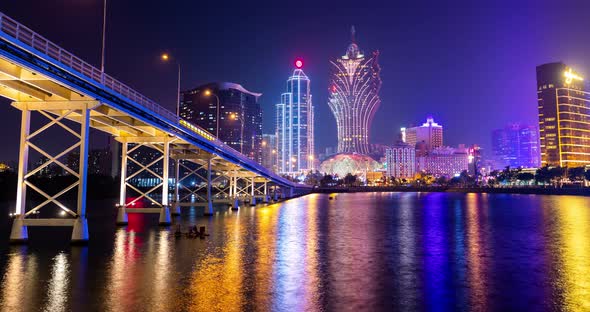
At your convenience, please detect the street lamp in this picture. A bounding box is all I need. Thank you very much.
[100,0,107,73]
[203,89,221,138]
[161,53,181,117]
[229,113,244,154]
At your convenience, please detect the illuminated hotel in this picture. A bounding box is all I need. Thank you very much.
[328,26,382,155]
[401,117,443,155]
[276,60,315,174]
[385,143,416,179]
[536,62,590,167]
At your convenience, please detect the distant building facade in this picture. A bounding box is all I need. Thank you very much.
[385,144,416,179]
[492,124,540,168]
[276,62,314,174]
[537,62,590,167]
[261,133,278,172]
[328,26,381,155]
[180,82,263,163]
[416,146,469,178]
[401,117,443,154]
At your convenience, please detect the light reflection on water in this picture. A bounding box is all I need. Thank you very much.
[1,192,590,311]
[552,196,590,310]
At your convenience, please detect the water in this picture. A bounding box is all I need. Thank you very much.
[0,192,589,311]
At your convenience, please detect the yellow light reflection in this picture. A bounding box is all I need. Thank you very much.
[43,252,70,312]
[147,230,175,311]
[1,248,38,311]
[554,196,590,310]
[253,201,279,309]
[188,217,243,311]
[106,229,141,311]
[465,193,488,309]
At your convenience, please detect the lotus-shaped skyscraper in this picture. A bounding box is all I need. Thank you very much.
[328,26,382,155]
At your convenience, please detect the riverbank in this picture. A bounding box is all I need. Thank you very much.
[315,186,590,196]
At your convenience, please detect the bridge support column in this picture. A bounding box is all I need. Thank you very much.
[171,159,181,216]
[288,187,294,198]
[233,175,238,200]
[263,181,269,203]
[159,140,171,225]
[229,176,234,198]
[10,109,30,243]
[71,108,90,243]
[250,177,257,206]
[204,158,214,216]
[116,142,128,225]
[231,197,239,211]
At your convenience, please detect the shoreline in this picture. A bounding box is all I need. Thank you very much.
[314,186,590,197]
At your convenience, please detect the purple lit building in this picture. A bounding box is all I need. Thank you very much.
[491,124,540,169]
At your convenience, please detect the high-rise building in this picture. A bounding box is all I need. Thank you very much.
[492,124,540,168]
[180,82,263,163]
[401,117,443,154]
[328,26,381,155]
[385,143,416,179]
[276,60,314,174]
[537,62,590,167]
[261,134,278,172]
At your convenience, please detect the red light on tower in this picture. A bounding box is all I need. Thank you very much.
[295,59,303,68]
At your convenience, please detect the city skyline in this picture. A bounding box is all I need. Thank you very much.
[1,2,590,163]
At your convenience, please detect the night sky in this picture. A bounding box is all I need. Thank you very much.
[1,0,590,162]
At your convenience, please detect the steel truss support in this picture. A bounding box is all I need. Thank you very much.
[10,102,95,244]
[168,155,233,215]
[117,136,174,226]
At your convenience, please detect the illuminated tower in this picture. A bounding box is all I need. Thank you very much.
[276,60,315,174]
[328,26,382,155]
[536,62,589,167]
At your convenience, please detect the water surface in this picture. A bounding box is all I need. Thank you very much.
[0,192,589,311]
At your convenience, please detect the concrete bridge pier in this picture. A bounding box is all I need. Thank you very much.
[116,206,128,225]
[231,197,240,211]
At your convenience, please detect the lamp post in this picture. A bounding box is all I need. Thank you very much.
[100,0,107,74]
[203,90,221,138]
[230,113,244,154]
[160,53,181,117]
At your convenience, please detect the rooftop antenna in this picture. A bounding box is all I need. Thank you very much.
[351,25,356,43]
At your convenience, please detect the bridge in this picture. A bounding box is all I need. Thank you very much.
[0,12,311,244]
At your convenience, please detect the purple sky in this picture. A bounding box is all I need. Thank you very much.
[1,0,590,162]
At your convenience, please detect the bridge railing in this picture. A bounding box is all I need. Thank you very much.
[0,12,178,124]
